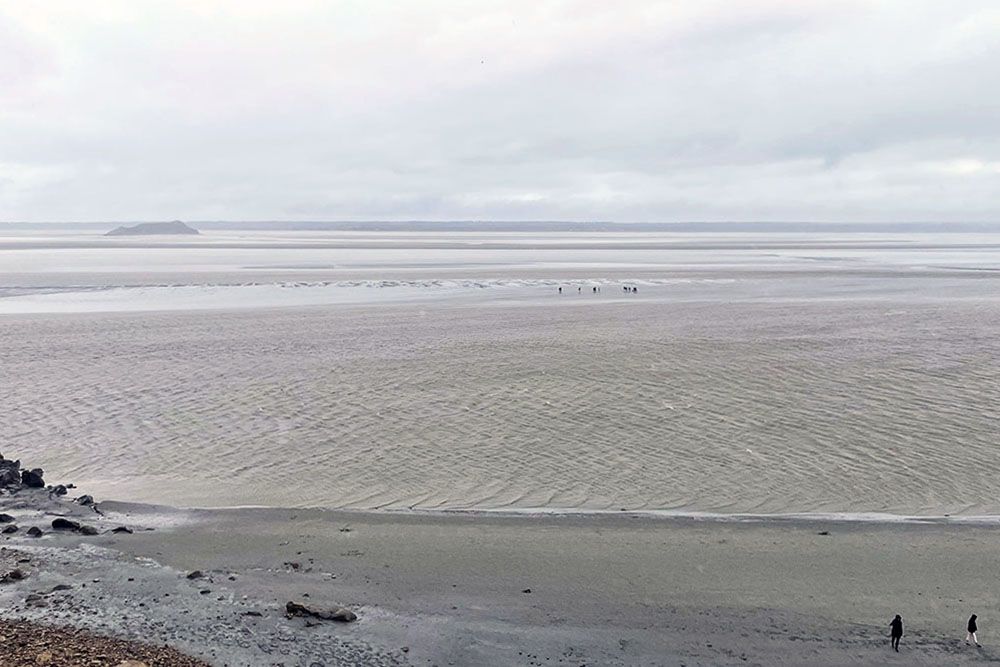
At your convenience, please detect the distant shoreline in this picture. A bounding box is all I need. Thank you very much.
[5,220,1000,233]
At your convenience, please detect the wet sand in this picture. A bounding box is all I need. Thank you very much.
[4,496,1000,666]
[4,293,1000,515]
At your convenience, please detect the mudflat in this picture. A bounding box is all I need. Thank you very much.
[3,497,1000,666]
[3,291,1000,515]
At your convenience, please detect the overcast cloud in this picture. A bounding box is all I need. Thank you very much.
[1,1,999,223]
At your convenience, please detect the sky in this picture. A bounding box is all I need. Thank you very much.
[1,1,999,223]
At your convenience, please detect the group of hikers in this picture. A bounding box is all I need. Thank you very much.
[556,285,639,294]
[889,613,980,652]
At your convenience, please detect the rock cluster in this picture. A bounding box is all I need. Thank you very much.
[51,518,100,535]
[1,453,108,540]
[0,453,51,492]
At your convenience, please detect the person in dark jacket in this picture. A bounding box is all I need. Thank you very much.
[889,615,903,651]
[967,614,980,646]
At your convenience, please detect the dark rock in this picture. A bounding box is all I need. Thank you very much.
[186,570,204,580]
[817,531,830,536]
[199,589,211,595]
[522,588,532,594]
[50,484,68,496]
[111,526,133,534]
[285,600,357,623]
[0,568,26,583]
[0,459,21,487]
[2,525,17,534]
[26,527,43,538]
[51,518,81,531]
[79,525,99,536]
[50,584,72,592]
[75,495,95,506]
[0,513,14,523]
[21,469,44,488]
[242,610,263,617]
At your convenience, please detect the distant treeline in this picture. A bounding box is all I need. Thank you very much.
[4,220,1000,233]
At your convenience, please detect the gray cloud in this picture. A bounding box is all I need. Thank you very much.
[1,1,999,222]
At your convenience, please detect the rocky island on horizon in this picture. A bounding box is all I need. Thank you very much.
[105,221,200,236]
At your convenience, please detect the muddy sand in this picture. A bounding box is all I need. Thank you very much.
[3,484,1000,666]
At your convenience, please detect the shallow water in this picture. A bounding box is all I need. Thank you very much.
[2,230,999,515]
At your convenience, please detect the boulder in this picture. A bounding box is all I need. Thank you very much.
[111,526,134,534]
[79,525,99,536]
[21,469,44,488]
[186,570,204,580]
[285,600,357,623]
[0,568,26,584]
[0,459,20,487]
[0,513,14,523]
[52,518,81,531]
[75,495,95,506]
[50,485,68,496]
[2,525,17,534]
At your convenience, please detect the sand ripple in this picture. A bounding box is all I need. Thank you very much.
[2,299,1000,515]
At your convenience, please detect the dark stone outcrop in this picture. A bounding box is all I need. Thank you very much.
[2,525,17,534]
[21,469,45,488]
[26,527,43,538]
[52,518,81,531]
[285,600,357,623]
[0,459,21,487]
[0,568,26,584]
[0,513,14,523]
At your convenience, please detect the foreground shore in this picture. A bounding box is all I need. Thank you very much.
[3,487,1000,666]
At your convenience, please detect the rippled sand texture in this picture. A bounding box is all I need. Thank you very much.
[3,294,1000,514]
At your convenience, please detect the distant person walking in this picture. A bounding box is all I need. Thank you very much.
[889,615,903,652]
[967,614,980,646]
